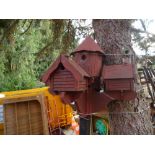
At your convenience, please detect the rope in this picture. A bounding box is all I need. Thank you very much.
[78,106,151,116]
[79,115,90,120]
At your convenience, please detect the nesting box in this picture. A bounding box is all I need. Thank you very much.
[71,37,104,77]
[102,64,136,100]
[42,55,90,92]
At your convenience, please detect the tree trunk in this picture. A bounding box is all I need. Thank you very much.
[92,19,153,134]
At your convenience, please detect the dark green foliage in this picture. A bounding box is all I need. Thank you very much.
[0,19,79,92]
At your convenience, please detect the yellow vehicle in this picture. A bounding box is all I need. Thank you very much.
[0,87,73,135]
[0,123,3,135]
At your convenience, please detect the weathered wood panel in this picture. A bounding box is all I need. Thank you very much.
[73,53,103,77]
[52,68,87,91]
[4,96,49,135]
[105,79,133,91]
[53,69,76,91]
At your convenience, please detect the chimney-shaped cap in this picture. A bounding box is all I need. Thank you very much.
[72,36,104,54]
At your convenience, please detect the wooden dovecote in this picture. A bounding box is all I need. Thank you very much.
[41,36,137,115]
[71,37,104,77]
[102,64,136,100]
[41,55,90,92]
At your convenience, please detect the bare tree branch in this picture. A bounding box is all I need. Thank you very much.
[35,41,53,59]
[20,20,33,35]
[131,27,155,36]
[21,19,28,28]
[139,19,146,31]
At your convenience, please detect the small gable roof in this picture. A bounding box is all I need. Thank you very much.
[103,64,134,79]
[41,54,90,83]
[72,36,104,54]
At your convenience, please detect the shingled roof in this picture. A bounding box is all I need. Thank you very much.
[41,54,90,83]
[72,36,104,54]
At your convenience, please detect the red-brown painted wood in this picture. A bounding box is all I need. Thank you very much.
[73,36,103,54]
[41,37,137,115]
[71,37,105,77]
[41,54,90,92]
[73,52,103,77]
[102,64,136,101]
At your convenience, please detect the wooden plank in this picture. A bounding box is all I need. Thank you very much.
[54,75,74,79]
[53,83,75,86]
[54,72,72,75]
[27,101,32,134]
[54,72,73,76]
[53,82,75,86]
[53,88,86,91]
[53,80,75,83]
[3,95,49,135]
[15,103,18,134]
[54,86,75,89]
[106,80,131,91]
[53,78,75,82]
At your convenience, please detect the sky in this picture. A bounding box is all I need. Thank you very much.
[78,20,155,56]
[132,20,155,56]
